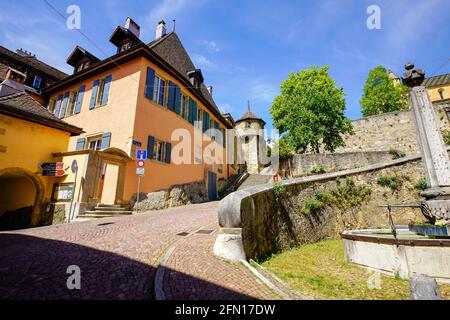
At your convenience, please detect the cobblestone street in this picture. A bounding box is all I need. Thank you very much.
[0,202,278,300]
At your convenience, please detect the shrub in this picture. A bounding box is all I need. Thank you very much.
[310,165,326,174]
[388,148,406,160]
[301,198,325,215]
[415,178,428,191]
[272,181,287,200]
[377,175,402,190]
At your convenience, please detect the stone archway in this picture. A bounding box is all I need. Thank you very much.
[0,167,45,229]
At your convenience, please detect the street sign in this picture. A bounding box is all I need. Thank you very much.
[42,169,66,177]
[40,162,66,177]
[40,162,64,170]
[136,150,147,160]
[137,160,145,168]
[136,168,145,175]
[71,160,78,174]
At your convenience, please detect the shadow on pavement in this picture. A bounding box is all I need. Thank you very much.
[0,233,255,300]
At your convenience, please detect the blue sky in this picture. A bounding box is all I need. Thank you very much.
[0,0,449,131]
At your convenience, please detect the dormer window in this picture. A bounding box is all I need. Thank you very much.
[32,75,42,89]
[187,69,204,90]
[67,46,99,74]
[76,61,90,72]
[120,41,131,53]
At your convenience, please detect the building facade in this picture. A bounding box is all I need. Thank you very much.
[0,69,82,230]
[42,18,236,220]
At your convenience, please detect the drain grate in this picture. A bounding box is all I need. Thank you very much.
[177,232,189,237]
[196,229,214,235]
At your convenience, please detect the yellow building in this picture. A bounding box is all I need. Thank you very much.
[42,18,237,220]
[0,68,82,230]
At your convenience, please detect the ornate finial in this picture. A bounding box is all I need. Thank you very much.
[401,62,425,87]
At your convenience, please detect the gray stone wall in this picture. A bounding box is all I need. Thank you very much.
[280,151,393,177]
[217,153,436,261]
[337,103,449,154]
[131,181,209,211]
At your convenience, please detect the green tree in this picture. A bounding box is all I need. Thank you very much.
[271,137,294,160]
[360,66,409,116]
[270,66,353,153]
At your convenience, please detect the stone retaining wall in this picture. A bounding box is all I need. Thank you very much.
[337,102,449,154]
[214,152,443,262]
[280,151,392,177]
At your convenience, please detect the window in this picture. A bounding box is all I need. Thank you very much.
[245,136,250,144]
[246,121,251,128]
[153,140,165,162]
[47,99,56,113]
[196,107,203,129]
[65,92,78,117]
[88,136,102,151]
[90,75,112,109]
[76,61,90,72]
[32,75,42,89]
[152,76,166,106]
[438,88,445,100]
[181,94,189,120]
[120,41,131,52]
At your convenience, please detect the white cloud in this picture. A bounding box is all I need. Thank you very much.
[192,54,247,75]
[203,40,220,53]
[218,103,233,114]
[250,81,278,104]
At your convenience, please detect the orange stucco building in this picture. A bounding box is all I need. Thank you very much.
[42,18,237,219]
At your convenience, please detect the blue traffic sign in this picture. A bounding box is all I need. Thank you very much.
[136,150,147,160]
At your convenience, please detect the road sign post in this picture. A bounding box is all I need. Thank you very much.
[68,160,78,224]
[135,153,146,214]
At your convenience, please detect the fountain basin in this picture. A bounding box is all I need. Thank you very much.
[341,227,450,284]
[409,224,449,237]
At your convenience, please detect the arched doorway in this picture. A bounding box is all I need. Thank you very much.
[0,168,44,230]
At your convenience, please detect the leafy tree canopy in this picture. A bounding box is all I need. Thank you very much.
[270,66,353,153]
[360,66,409,117]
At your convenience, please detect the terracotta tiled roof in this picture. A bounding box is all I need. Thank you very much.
[423,73,450,88]
[0,46,68,80]
[0,92,83,135]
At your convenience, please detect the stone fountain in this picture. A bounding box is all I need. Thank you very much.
[342,63,450,283]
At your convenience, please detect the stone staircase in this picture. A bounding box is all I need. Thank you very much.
[237,174,271,190]
[75,204,133,221]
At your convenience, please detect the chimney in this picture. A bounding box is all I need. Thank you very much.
[207,85,213,96]
[124,17,140,39]
[155,20,167,39]
[0,67,26,97]
[16,48,36,58]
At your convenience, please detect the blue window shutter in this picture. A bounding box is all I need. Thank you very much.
[174,85,182,114]
[188,98,194,123]
[101,75,112,105]
[165,143,172,164]
[59,92,70,118]
[90,80,99,109]
[147,136,155,159]
[145,67,155,100]
[100,132,111,149]
[74,85,85,114]
[203,112,210,133]
[168,81,176,111]
[192,100,198,123]
[53,94,63,116]
[76,138,86,151]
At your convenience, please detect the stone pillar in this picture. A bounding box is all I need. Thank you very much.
[409,86,450,190]
[404,63,450,222]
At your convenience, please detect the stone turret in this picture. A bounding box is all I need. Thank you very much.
[235,103,266,174]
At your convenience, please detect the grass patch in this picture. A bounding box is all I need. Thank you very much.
[310,165,326,174]
[261,239,450,300]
